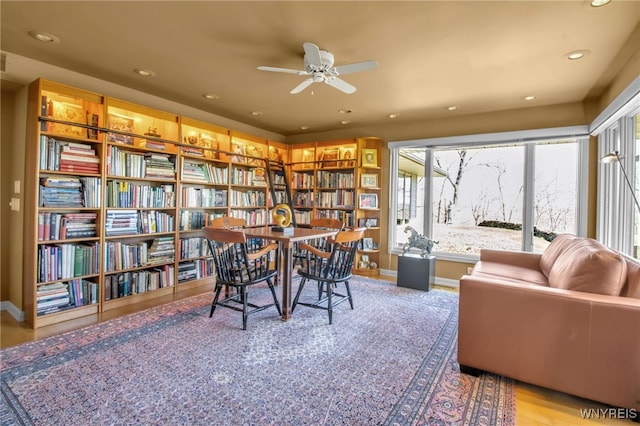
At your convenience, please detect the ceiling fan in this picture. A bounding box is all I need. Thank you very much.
[257,42,378,94]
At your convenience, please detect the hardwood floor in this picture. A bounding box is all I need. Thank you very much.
[1,281,635,425]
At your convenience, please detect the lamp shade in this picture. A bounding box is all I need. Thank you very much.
[600,151,624,164]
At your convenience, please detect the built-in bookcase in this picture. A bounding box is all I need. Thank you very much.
[288,137,382,276]
[25,80,105,327]
[23,78,383,328]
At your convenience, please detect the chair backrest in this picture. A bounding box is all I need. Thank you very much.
[307,218,344,251]
[309,218,344,231]
[203,227,274,284]
[304,227,365,281]
[209,216,246,229]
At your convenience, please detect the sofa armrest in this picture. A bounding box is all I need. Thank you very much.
[458,274,640,410]
[478,249,542,271]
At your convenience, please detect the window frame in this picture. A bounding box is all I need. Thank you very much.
[388,126,590,262]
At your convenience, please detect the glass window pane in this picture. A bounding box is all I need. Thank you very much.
[534,141,578,252]
[431,145,524,255]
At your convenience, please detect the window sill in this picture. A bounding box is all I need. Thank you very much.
[390,248,478,264]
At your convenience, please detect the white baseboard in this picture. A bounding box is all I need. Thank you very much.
[379,269,459,289]
[0,300,24,322]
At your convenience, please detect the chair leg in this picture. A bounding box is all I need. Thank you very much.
[209,284,224,317]
[292,277,307,312]
[344,280,354,309]
[242,286,248,330]
[327,282,333,325]
[267,278,282,315]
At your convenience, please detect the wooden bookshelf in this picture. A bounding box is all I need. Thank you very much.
[288,137,383,275]
[23,78,384,328]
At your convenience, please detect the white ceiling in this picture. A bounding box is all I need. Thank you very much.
[1,1,639,137]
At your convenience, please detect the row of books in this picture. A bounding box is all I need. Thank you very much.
[39,176,101,208]
[316,171,355,189]
[316,209,355,227]
[39,136,100,173]
[105,210,175,236]
[181,160,228,184]
[179,211,222,231]
[104,265,175,300]
[37,212,97,241]
[178,259,214,283]
[36,279,99,316]
[230,167,267,186]
[37,243,100,283]
[106,181,175,208]
[179,236,210,259]
[291,171,315,189]
[229,189,267,208]
[230,209,267,226]
[315,190,355,209]
[292,192,314,208]
[181,187,227,208]
[294,210,312,225]
[106,146,176,179]
[148,236,175,265]
[104,240,149,272]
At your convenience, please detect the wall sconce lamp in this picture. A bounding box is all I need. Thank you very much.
[601,150,640,215]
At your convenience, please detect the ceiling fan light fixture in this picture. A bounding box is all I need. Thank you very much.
[446,106,458,111]
[340,120,351,125]
[29,30,60,43]
[387,113,398,119]
[251,111,263,116]
[202,93,220,100]
[523,95,536,101]
[300,126,310,130]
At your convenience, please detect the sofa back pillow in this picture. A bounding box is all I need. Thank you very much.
[619,254,640,299]
[548,238,627,296]
[540,234,576,278]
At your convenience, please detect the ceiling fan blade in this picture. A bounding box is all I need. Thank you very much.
[257,66,309,76]
[325,77,356,94]
[303,42,322,67]
[290,78,314,94]
[333,60,379,76]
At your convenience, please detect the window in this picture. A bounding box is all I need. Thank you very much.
[596,113,640,259]
[388,127,588,259]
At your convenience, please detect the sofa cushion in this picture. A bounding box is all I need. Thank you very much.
[619,254,640,299]
[548,238,627,296]
[472,261,549,286]
[540,233,576,278]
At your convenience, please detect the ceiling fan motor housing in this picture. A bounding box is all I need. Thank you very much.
[305,50,334,73]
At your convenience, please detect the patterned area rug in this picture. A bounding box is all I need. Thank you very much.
[1,276,515,425]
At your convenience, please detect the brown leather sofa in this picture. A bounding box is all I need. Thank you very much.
[458,234,640,411]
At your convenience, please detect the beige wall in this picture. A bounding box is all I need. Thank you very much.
[0,47,637,310]
[1,87,26,308]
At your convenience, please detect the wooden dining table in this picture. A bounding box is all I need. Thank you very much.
[242,226,339,320]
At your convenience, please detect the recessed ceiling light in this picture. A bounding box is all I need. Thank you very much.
[202,93,220,100]
[28,31,60,43]
[338,109,353,114]
[134,68,155,77]
[251,111,263,116]
[523,95,536,101]
[340,120,351,125]
[300,126,310,130]
[591,0,611,7]
[387,113,398,119]
[567,50,590,60]
[447,106,458,111]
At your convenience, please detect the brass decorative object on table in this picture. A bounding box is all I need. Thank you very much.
[272,203,294,235]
